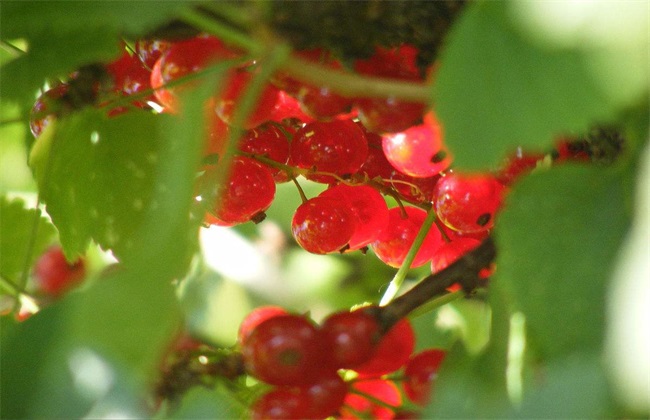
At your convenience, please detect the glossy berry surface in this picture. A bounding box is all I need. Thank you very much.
[403,349,446,405]
[382,115,451,178]
[340,379,402,420]
[237,123,291,176]
[370,206,443,268]
[290,120,368,184]
[354,316,415,376]
[150,35,237,111]
[431,237,482,292]
[353,45,425,134]
[319,184,389,250]
[241,314,325,386]
[250,388,310,420]
[33,246,86,297]
[302,372,348,419]
[238,305,288,347]
[433,172,506,233]
[207,157,276,226]
[105,51,155,106]
[291,196,357,254]
[320,310,381,369]
[215,69,282,129]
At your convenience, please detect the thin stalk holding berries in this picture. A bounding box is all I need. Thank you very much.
[380,206,438,305]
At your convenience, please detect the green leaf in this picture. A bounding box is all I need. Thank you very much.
[0,196,56,283]
[30,109,166,260]
[495,164,632,359]
[169,385,247,419]
[434,1,649,169]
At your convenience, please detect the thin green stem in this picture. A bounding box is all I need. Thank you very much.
[179,8,262,54]
[380,206,437,306]
[0,275,25,297]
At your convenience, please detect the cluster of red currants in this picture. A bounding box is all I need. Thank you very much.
[238,305,445,419]
[28,33,542,280]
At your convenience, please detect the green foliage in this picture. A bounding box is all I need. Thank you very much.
[495,164,632,359]
[0,196,56,283]
[434,1,649,169]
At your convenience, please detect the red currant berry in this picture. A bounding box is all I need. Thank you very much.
[302,372,348,419]
[105,51,155,106]
[32,246,86,297]
[433,172,506,234]
[215,69,282,129]
[29,84,69,138]
[382,113,451,178]
[238,305,288,347]
[150,35,238,111]
[237,123,290,176]
[296,84,353,120]
[250,388,310,420]
[403,349,446,406]
[496,147,544,186]
[340,379,401,420]
[290,119,368,184]
[369,206,443,268]
[320,310,381,369]
[241,314,326,386]
[354,316,415,377]
[206,156,276,226]
[269,90,314,123]
[291,196,357,254]
[354,45,425,134]
[431,237,482,292]
[319,184,389,250]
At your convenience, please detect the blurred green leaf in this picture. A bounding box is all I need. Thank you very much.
[29,109,167,260]
[168,385,247,419]
[434,1,648,169]
[0,196,56,283]
[495,164,632,359]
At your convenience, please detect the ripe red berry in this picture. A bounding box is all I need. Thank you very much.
[302,372,348,419]
[291,196,357,254]
[290,120,368,184]
[382,114,451,178]
[29,84,69,138]
[403,349,446,406]
[320,310,381,369]
[431,237,482,292]
[237,123,290,176]
[134,39,172,69]
[353,45,425,134]
[241,314,326,386]
[105,51,154,99]
[250,388,310,420]
[206,156,276,226]
[340,379,402,420]
[433,172,506,234]
[496,147,544,186]
[215,69,282,129]
[150,35,238,112]
[238,305,288,347]
[319,184,389,250]
[32,246,86,297]
[370,206,443,268]
[354,316,415,377]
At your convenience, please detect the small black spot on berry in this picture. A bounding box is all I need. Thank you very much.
[431,151,447,163]
[476,213,491,226]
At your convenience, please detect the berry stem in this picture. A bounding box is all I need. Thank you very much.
[408,290,464,318]
[0,274,27,298]
[379,206,437,306]
[291,177,308,204]
[373,237,496,332]
[179,8,262,54]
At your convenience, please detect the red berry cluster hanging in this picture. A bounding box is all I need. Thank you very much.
[238,306,446,419]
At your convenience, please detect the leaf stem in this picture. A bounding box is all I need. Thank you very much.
[379,206,437,306]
